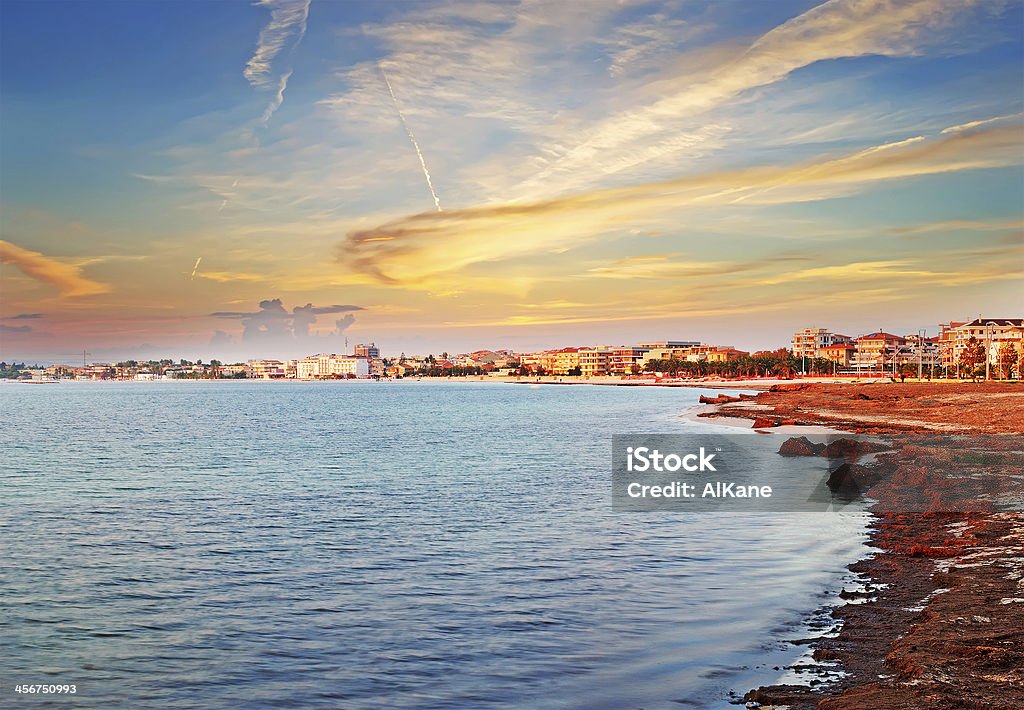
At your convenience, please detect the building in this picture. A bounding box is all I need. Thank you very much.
[353,343,380,359]
[579,347,612,377]
[853,332,907,372]
[990,326,1024,379]
[820,343,856,369]
[608,346,650,375]
[791,328,852,359]
[246,360,287,379]
[896,333,940,371]
[630,340,704,348]
[938,318,1024,376]
[519,348,581,375]
[937,321,968,372]
[296,354,371,379]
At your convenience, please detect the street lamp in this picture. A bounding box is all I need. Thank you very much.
[985,321,998,382]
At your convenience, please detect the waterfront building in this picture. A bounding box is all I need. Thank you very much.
[820,343,856,368]
[520,348,581,375]
[937,318,1024,376]
[637,340,701,349]
[853,332,907,372]
[246,360,287,379]
[296,354,370,379]
[579,347,612,377]
[354,343,380,359]
[791,328,852,359]
[605,346,650,375]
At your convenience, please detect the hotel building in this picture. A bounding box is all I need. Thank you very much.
[791,328,853,359]
[295,354,370,379]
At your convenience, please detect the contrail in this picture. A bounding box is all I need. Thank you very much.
[380,66,442,212]
[191,257,202,280]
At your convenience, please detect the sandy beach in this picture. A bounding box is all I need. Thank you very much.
[698,382,1024,707]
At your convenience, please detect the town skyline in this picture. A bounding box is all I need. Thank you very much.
[2,1,1023,361]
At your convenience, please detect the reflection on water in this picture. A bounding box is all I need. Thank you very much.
[0,381,869,708]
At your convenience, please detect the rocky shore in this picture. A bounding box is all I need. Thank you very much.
[703,382,1024,708]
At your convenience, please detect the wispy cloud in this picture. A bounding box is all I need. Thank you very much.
[244,0,310,125]
[0,324,33,334]
[522,0,1004,194]
[244,0,310,88]
[1,313,44,320]
[0,240,111,297]
[339,119,1023,286]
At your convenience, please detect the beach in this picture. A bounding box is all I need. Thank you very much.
[699,382,1024,707]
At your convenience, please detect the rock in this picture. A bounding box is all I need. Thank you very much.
[744,685,817,706]
[751,417,780,429]
[779,436,825,456]
[699,393,740,405]
[850,392,871,400]
[822,438,889,459]
[826,462,864,492]
[826,462,885,492]
[769,383,808,392]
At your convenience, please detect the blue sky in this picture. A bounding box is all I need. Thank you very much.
[1,0,1022,361]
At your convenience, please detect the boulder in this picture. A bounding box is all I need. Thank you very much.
[778,436,825,457]
[751,417,779,429]
[822,438,889,460]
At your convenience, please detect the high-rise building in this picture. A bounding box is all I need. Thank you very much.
[353,343,380,359]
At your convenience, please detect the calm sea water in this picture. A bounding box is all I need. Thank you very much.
[0,381,869,708]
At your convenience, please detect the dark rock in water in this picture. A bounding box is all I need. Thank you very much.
[699,393,741,405]
[778,436,825,456]
[822,438,889,460]
[827,462,884,493]
[826,462,864,492]
[743,685,816,706]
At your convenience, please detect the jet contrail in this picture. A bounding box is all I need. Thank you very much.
[380,66,442,212]
[191,257,202,280]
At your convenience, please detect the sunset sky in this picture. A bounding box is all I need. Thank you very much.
[1,0,1022,362]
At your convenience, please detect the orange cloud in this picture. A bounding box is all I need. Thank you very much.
[339,120,1023,286]
[0,240,111,297]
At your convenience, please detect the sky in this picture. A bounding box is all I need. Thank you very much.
[1,0,1022,363]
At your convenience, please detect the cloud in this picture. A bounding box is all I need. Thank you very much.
[0,240,111,297]
[209,298,364,358]
[525,0,1003,192]
[243,0,310,88]
[244,0,309,125]
[0,324,32,334]
[1,313,44,320]
[338,119,1023,286]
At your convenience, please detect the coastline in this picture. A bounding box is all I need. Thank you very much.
[698,382,1024,707]
[7,375,887,390]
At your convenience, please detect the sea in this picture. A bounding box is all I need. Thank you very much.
[0,380,871,708]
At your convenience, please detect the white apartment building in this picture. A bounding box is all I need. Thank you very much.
[295,354,370,379]
[791,328,852,359]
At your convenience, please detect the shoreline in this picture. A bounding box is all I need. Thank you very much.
[699,382,1024,707]
[6,375,890,390]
